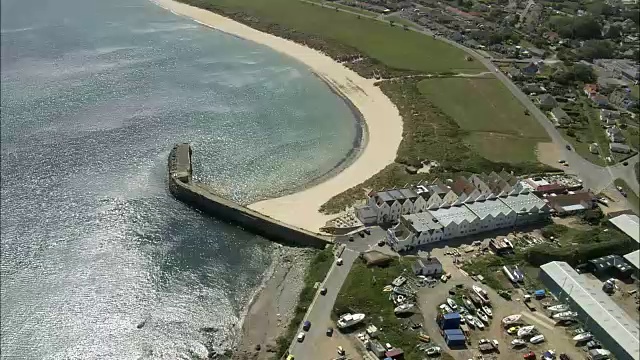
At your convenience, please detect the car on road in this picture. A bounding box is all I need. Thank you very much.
[566,145,572,150]
[623,161,629,166]
[348,235,354,242]
[286,355,295,360]
[297,332,305,342]
[364,228,371,235]
[326,327,333,336]
[337,346,345,356]
[336,258,344,266]
[558,159,565,163]
[303,321,311,331]
[563,162,569,167]
[378,239,385,247]
[358,231,365,238]
[320,287,327,295]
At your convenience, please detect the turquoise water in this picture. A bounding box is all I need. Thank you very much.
[0,0,358,358]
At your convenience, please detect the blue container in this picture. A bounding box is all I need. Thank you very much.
[444,329,466,347]
[534,289,546,298]
[438,312,461,330]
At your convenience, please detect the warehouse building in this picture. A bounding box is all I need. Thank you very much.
[539,261,639,360]
[609,214,640,243]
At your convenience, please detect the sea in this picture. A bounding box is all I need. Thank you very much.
[0,0,359,358]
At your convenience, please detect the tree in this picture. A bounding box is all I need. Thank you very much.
[605,25,622,39]
[566,129,576,137]
[577,39,615,60]
[570,63,597,83]
[550,15,603,40]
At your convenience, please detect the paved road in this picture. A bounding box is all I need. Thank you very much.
[288,248,360,357]
[302,0,640,197]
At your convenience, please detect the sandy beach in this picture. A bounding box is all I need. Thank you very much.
[153,0,403,233]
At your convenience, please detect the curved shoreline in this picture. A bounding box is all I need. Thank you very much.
[152,0,403,233]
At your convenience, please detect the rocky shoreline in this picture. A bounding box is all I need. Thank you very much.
[232,245,314,360]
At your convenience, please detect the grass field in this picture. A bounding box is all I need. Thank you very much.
[417,77,549,162]
[386,15,418,29]
[184,0,483,73]
[560,128,607,166]
[327,2,380,16]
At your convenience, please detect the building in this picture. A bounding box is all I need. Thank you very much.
[583,84,598,97]
[590,93,610,108]
[589,143,600,154]
[356,205,379,225]
[594,59,640,80]
[600,109,620,125]
[521,62,539,76]
[537,94,558,110]
[588,255,634,278]
[609,214,640,243]
[606,126,626,142]
[386,193,549,251]
[550,107,571,125]
[412,257,443,276]
[544,191,596,214]
[624,250,639,278]
[609,88,638,110]
[610,142,632,154]
[539,261,640,360]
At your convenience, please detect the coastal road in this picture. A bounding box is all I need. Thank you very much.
[301,0,640,197]
[288,248,359,358]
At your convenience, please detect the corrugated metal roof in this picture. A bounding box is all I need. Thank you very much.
[624,249,639,270]
[609,214,640,243]
[428,205,477,226]
[465,198,514,219]
[540,261,639,360]
[499,192,549,213]
[402,213,443,232]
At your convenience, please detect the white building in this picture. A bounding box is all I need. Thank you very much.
[600,109,620,125]
[386,192,550,251]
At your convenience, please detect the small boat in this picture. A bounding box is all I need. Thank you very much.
[477,309,489,323]
[502,314,522,326]
[439,304,453,313]
[394,303,415,314]
[573,332,593,342]
[465,315,476,328]
[529,334,545,344]
[473,317,485,330]
[547,304,569,313]
[337,313,365,329]
[511,339,526,347]
[552,311,578,321]
[396,295,406,304]
[482,306,493,317]
[425,346,442,356]
[446,298,458,310]
[393,287,410,296]
[517,325,536,338]
[473,284,490,302]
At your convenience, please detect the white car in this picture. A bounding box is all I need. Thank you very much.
[336,258,343,266]
[297,332,305,342]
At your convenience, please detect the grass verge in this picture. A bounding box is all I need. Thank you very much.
[273,247,334,358]
[614,178,640,214]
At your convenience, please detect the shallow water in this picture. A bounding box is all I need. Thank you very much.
[0,0,358,358]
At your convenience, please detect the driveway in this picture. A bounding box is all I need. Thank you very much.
[288,248,360,358]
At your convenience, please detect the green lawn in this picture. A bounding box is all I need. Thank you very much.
[334,257,427,360]
[386,16,418,29]
[328,2,380,16]
[183,0,483,73]
[560,128,607,166]
[631,85,639,100]
[614,178,640,214]
[417,77,549,162]
[417,78,549,137]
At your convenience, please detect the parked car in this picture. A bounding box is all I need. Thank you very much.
[623,161,629,166]
[320,287,327,295]
[378,239,385,247]
[297,332,305,342]
[358,231,365,238]
[348,235,354,242]
[337,258,343,266]
[326,327,333,337]
[364,228,371,235]
[566,145,572,150]
[303,321,311,331]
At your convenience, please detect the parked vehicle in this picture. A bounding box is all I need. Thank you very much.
[336,258,343,266]
[297,332,305,342]
[511,339,526,347]
[326,327,333,336]
[320,287,327,295]
[303,321,311,331]
[426,346,442,356]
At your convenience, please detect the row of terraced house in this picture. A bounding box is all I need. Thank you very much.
[355,171,551,252]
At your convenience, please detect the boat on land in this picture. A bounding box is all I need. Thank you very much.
[502,314,522,326]
[394,303,415,315]
[517,325,536,338]
[446,298,458,310]
[573,332,593,342]
[477,309,489,323]
[473,285,490,303]
[337,313,365,329]
[473,317,485,330]
[482,306,493,317]
[547,304,569,313]
[511,339,526,347]
[552,311,578,321]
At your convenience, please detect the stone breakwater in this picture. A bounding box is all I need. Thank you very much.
[167,144,333,249]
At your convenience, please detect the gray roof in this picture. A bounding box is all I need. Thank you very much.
[402,213,444,232]
[465,198,515,219]
[413,257,442,272]
[499,192,549,213]
[377,188,419,203]
[624,249,639,270]
[540,261,639,360]
[609,214,640,243]
[428,205,477,226]
[551,107,569,120]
